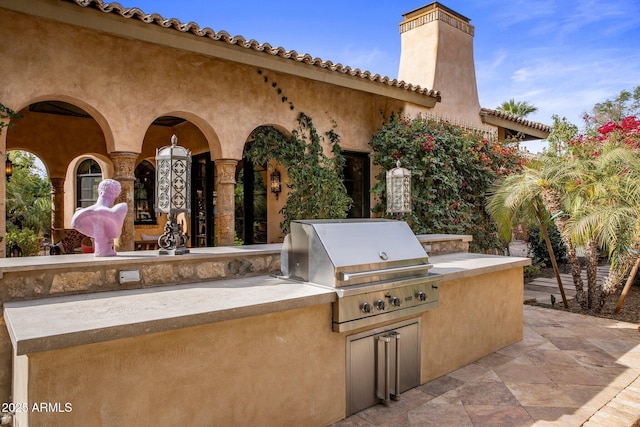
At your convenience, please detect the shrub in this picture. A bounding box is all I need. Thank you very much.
[526,222,566,266]
[523,264,542,278]
[369,113,524,253]
[6,228,41,257]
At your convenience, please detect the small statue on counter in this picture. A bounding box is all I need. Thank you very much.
[71,179,127,256]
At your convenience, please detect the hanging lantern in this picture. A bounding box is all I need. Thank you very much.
[270,169,282,199]
[5,156,13,182]
[386,160,411,214]
[155,134,191,255]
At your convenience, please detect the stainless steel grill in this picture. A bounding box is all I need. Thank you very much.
[282,219,440,332]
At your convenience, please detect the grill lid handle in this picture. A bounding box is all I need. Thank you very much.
[339,263,433,282]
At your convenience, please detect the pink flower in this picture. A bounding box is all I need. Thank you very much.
[598,121,621,135]
[621,116,640,132]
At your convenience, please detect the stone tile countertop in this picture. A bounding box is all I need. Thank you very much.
[4,275,335,355]
[3,252,530,355]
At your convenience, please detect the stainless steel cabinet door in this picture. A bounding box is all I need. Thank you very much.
[347,320,420,415]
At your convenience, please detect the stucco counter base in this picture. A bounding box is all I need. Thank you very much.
[3,253,529,427]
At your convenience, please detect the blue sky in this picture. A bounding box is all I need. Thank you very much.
[123,0,640,152]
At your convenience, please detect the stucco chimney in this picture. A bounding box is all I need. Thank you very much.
[398,2,481,124]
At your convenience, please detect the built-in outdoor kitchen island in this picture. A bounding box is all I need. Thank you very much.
[2,225,529,427]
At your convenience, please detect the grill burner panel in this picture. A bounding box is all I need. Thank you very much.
[283,219,440,332]
[333,275,439,332]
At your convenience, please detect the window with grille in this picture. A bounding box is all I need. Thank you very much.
[76,159,102,208]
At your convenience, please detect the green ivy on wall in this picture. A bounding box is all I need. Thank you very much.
[246,112,352,234]
[369,113,524,253]
[0,102,20,135]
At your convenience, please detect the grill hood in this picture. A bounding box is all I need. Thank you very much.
[283,219,432,287]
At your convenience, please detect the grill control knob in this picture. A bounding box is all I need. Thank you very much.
[417,291,427,301]
[374,299,387,310]
[360,302,372,313]
[389,296,402,307]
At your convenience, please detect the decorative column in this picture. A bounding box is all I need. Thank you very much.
[0,144,6,257]
[110,152,138,252]
[215,159,238,246]
[50,178,65,243]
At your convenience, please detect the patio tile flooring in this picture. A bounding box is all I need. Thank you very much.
[332,305,640,426]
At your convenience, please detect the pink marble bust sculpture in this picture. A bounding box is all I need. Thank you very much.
[71,179,128,256]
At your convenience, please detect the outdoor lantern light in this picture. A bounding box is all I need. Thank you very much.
[155,134,191,255]
[5,156,12,182]
[386,159,411,214]
[270,169,282,199]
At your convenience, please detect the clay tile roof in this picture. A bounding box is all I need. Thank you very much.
[480,108,552,133]
[65,0,441,101]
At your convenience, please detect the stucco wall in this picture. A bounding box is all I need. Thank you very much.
[18,304,345,427]
[398,10,481,125]
[0,8,400,161]
[0,6,412,247]
[421,267,524,382]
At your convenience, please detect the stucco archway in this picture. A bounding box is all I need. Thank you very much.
[8,97,115,173]
[140,112,222,247]
[235,124,292,245]
[4,98,115,254]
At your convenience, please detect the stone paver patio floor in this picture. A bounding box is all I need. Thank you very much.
[332,305,640,426]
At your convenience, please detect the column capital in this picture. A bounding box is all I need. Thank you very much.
[215,159,238,185]
[49,177,65,192]
[110,151,138,181]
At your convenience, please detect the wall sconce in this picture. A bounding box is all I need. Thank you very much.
[386,160,411,214]
[5,156,12,182]
[270,169,282,199]
[155,134,191,255]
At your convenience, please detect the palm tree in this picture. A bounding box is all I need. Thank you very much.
[487,162,583,308]
[488,155,591,308]
[567,144,640,310]
[497,99,538,118]
[550,151,604,308]
[535,167,589,308]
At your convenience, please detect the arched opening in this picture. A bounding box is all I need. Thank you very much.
[234,158,268,245]
[234,125,289,245]
[192,152,214,247]
[134,160,156,225]
[343,151,371,218]
[6,99,111,251]
[5,150,52,256]
[9,100,110,179]
[142,114,213,248]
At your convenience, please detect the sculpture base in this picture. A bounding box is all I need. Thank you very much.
[159,248,190,256]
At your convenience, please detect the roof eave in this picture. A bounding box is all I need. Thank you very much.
[3,0,440,108]
[480,111,551,140]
